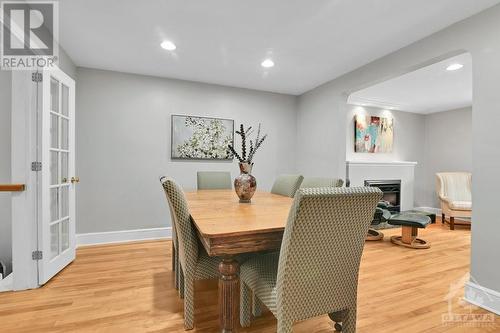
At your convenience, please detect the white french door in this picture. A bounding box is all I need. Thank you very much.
[38,67,76,285]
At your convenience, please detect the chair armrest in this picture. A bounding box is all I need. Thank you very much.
[438,195,451,204]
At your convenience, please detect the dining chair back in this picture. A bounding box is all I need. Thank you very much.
[161,177,200,272]
[159,177,180,292]
[276,187,381,329]
[239,187,382,333]
[197,171,232,190]
[271,174,304,197]
[299,177,344,188]
[162,177,224,329]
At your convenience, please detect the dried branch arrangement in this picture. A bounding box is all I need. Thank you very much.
[228,123,267,164]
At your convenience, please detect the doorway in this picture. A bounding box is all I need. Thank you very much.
[346,52,473,220]
[9,66,77,291]
[38,67,77,284]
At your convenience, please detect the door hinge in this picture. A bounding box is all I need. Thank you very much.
[31,72,43,82]
[32,250,43,260]
[31,161,42,171]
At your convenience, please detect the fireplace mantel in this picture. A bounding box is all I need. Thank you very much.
[347,161,418,167]
[346,160,417,211]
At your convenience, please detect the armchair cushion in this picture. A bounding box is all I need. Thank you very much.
[448,200,472,211]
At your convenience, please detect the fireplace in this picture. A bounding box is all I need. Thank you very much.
[364,179,401,213]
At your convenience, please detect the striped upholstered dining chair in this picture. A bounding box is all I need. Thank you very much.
[239,187,382,333]
[159,177,181,294]
[271,174,304,197]
[299,176,344,188]
[196,171,232,190]
[160,177,246,330]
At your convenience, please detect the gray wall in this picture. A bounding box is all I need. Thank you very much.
[58,47,77,79]
[0,71,12,275]
[346,105,426,206]
[421,107,472,207]
[296,5,500,293]
[76,68,297,234]
[296,85,347,179]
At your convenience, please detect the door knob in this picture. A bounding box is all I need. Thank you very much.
[71,177,80,184]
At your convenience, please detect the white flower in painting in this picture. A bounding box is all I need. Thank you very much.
[177,117,232,159]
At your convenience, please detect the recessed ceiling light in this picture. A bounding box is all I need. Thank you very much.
[446,63,463,71]
[161,40,176,51]
[261,59,274,68]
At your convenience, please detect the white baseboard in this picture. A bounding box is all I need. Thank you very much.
[413,206,442,215]
[464,281,500,315]
[76,227,172,247]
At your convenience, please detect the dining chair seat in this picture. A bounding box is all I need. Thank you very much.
[193,251,221,279]
[241,252,280,315]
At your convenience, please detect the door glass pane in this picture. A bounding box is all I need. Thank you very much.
[50,188,59,221]
[61,219,69,252]
[61,118,68,150]
[50,78,59,113]
[61,186,69,218]
[50,223,60,259]
[61,152,68,183]
[61,84,69,117]
[50,152,59,185]
[50,114,59,148]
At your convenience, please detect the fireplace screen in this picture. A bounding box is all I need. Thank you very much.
[364,180,401,213]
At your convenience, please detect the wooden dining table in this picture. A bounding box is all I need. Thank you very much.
[186,189,294,333]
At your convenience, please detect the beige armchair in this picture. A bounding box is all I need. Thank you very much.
[436,172,472,230]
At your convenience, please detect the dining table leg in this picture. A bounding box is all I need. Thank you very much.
[219,256,240,333]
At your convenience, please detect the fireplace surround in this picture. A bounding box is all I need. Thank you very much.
[346,161,417,212]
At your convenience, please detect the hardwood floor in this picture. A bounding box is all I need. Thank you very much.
[0,221,497,332]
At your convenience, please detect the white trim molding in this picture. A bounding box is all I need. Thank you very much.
[464,281,500,315]
[77,227,172,247]
[346,160,418,167]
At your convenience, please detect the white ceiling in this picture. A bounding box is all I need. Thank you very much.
[348,53,472,114]
[59,0,498,95]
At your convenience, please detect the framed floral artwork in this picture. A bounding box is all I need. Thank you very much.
[171,115,234,160]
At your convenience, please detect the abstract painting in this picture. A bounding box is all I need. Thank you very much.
[171,115,234,160]
[354,115,394,153]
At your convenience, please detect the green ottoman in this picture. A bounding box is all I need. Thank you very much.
[388,212,431,249]
[404,209,436,224]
